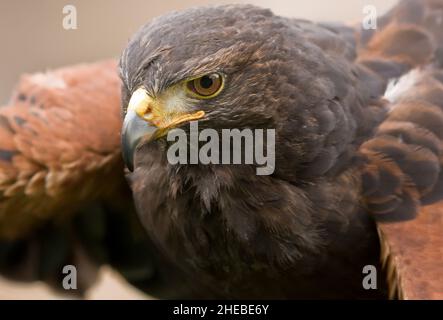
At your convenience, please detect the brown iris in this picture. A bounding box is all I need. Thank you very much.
[186,73,223,98]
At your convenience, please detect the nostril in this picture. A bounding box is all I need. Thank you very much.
[144,112,154,121]
[134,103,151,119]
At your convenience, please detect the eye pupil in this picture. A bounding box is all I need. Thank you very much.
[200,76,213,89]
[187,73,223,98]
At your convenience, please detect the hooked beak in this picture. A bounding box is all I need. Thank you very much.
[121,106,156,172]
[121,87,205,171]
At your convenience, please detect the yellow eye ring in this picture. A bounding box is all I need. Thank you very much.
[185,73,224,99]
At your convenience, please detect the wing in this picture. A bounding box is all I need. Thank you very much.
[0,61,199,298]
[0,60,123,239]
[291,1,443,299]
[378,200,443,299]
[354,0,443,299]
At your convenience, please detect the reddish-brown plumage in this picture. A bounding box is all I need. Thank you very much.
[378,200,443,299]
[353,0,443,299]
[0,60,123,239]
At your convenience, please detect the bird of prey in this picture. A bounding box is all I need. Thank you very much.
[1,0,442,299]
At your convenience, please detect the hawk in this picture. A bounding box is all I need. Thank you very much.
[1,0,442,299]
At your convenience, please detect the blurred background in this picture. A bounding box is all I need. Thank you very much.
[0,0,397,299]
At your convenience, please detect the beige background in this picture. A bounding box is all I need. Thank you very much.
[0,0,397,299]
[0,0,397,104]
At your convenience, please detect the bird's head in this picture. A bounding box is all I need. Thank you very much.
[119,4,354,177]
[120,5,285,171]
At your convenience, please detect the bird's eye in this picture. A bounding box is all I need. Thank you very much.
[185,73,224,98]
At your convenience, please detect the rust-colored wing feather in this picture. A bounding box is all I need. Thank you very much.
[0,60,124,239]
[0,60,132,292]
[355,0,443,300]
[378,200,443,299]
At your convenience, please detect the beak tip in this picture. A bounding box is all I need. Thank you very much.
[122,147,134,172]
[121,108,157,172]
[121,127,135,172]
